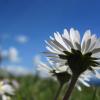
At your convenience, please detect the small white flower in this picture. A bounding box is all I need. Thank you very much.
[3,79,19,90]
[0,80,15,100]
[37,59,91,91]
[2,95,11,100]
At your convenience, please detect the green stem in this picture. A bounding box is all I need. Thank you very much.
[54,84,63,100]
[92,87,97,100]
[63,75,79,100]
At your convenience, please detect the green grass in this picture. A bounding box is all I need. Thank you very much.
[9,75,100,100]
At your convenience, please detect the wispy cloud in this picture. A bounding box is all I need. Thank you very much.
[1,47,21,63]
[2,65,33,76]
[8,47,20,63]
[0,34,28,44]
[33,55,41,65]
[15,35,28,44]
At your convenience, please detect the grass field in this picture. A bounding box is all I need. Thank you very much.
[8,75,100,100]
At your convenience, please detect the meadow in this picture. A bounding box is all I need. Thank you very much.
[9,74,100,100]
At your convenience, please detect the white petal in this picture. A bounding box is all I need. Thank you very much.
[70,28,76,41]
[46,46,57,53]
[45,40,64,53]
[2,95,11,100]
[51,40,67,51]
[50,36,54,40]
[56,65,67,73]
[70,28,81,50]
[63,38,73,49]
[94,38,100,49]
[38,62,52,71]
[2,84,15,95]
[70,28,77,48]
[46,46,63,54]
[81,30,91,53]
[91,48,100,54]
[56,32,70,51]
[81,40,85,53]
[95,71,100,79]
[81,30,91,45]
[87,34,97,52]
[78,78,90,87]
[75,30,80,44]
[91,38,100,54]
[63,29,70,40]
[76,84,82,91]
[75,42,81,51]
[84,38,91,52]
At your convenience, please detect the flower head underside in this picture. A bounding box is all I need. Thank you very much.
[45,28,100,75]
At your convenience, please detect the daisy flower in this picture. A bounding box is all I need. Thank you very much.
[0,80,15,100]
[37,59,90,91]
[2,95,11,100]
[45,28,100,76]
[37,59,71,85]
[3,79,19,90]
[44,28,100,100]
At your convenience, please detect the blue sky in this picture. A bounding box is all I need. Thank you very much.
[0,0,100,74]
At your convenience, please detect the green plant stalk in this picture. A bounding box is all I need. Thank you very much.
[92,87,98,100]
[63,75,79,100]
[54,84,63,100]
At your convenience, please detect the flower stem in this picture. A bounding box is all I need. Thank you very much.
[92,87,97,100]
[63,75,79,100]
[54,84,63,100]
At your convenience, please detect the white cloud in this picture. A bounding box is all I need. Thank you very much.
[8,47,20,63]
[16,35,28,44]
[2,65,33,76]
[33,55,41,65]
[1,47,21,63]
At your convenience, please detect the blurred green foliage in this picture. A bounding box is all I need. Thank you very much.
[9,75,100,100]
